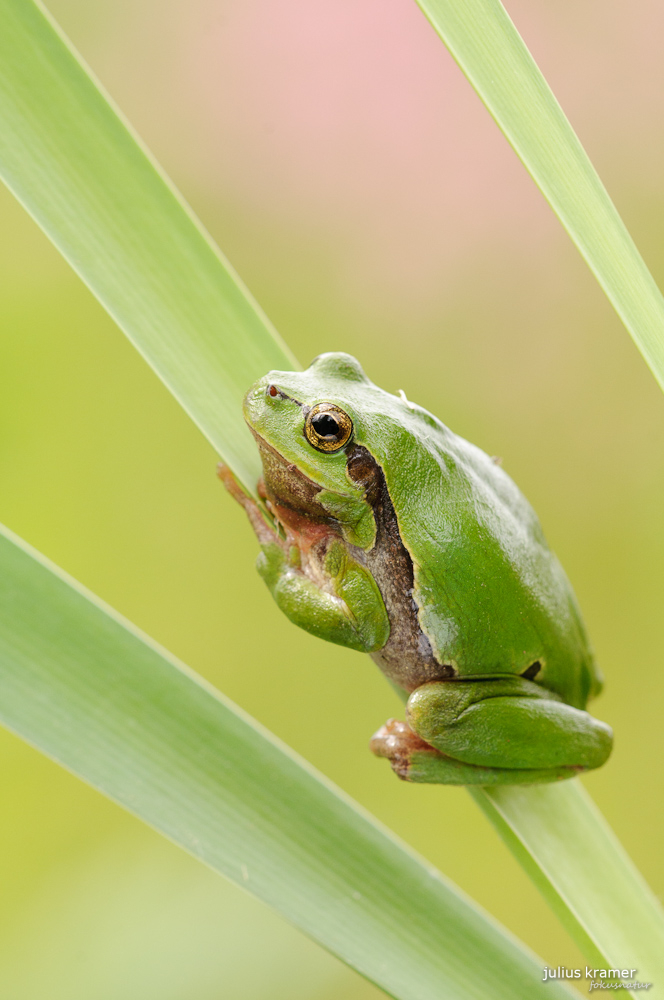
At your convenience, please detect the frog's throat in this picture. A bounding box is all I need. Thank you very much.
[344,444,455,692]
[248,428,343,524]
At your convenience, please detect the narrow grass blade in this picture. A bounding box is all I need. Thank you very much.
[414,0,664,392]
[471,784,664,981]
[0,522,577,1000]
[0,0,297,493]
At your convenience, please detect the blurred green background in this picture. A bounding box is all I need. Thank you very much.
[1,0,664,996]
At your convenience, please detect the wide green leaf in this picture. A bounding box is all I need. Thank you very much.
[0,523,575,1000]
[0,0,297,494]
[414,0,664,392]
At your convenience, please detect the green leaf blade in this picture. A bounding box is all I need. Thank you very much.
[473,784,664,982]
[0,0,297,492]
[0,522,576,1000]
[415,0,664,392]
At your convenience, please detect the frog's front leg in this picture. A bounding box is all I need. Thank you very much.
[258,533,390,653]
[372,676,613,785]
[219,462,390,653]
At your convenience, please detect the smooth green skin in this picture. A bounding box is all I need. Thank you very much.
[242,353,613,785]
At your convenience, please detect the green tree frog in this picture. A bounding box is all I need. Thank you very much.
[221,352,612,785]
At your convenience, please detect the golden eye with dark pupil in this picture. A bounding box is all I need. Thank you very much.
[313,412,340,436]
[304,403,353,452]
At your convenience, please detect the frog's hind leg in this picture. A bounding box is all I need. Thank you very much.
[370,719,583,786]
[405,676,613,777]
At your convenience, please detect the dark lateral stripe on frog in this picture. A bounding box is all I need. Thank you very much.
[345,445,455,692]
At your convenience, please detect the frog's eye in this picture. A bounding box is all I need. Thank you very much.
[304,403,353,453]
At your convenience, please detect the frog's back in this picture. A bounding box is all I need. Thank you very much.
[358,397,601,710]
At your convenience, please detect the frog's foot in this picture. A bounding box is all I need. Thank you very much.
[217,463,280,548]
[370,719,439,780]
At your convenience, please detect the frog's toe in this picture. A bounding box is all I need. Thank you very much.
[369,719,438,780]
[369,717,580,785]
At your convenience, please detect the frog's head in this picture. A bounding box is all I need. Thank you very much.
[244,353,381,540]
